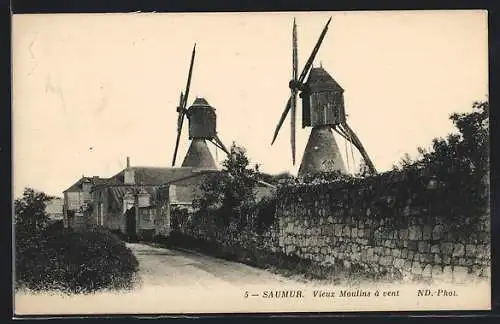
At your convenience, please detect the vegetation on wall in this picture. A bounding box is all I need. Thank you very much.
[253,195,278,233]
[15,188,139,294]
[278,100,490,236]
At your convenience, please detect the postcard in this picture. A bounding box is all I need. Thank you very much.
[12,10,490,315]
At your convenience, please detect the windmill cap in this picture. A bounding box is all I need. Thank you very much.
[192,97,210,106]
[307,67,344,92]
[189,97,215,110]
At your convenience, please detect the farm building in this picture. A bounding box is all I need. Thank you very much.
[62,175,109,228]
[88,158,218,239]
[62,156,276,239]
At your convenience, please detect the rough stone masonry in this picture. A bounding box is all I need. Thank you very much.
[274,173,490,284]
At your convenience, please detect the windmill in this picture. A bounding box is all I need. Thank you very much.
[171,44,229,169]
[271,17,377,177]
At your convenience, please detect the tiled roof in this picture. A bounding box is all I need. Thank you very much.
[63,176,110,193]
[166,169,219,185]
[96,167,216,188]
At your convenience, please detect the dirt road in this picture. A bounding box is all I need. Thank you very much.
[15,243,488,315]
[127,242,302,288]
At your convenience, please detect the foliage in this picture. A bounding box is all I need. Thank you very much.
[15,188,54,237]
[14,188,139,294]
[394,100,489,176]
[284,167,367,187]
[15,225,139,294]
[299,170,358,184]
[253,195,278,233]
[170,205,190,231]
[193,143,258,230]
[393,101,489,227]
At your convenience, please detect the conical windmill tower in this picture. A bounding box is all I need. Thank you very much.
[271,17,377,177]
[172,44,229,169]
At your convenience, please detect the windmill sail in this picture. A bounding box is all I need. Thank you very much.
[172,44,196,167]
[341,123,376,174]
[333,123,376,174]
[212,134,229,155]
[270,17,377,177]
[298,17,331,84]
[271,17,333,165]
[291,18,298,165]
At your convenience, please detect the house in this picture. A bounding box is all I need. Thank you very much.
[62,175,109,229]
[62,155,277,239]
[88,157,218,239]
[45,197,64,223]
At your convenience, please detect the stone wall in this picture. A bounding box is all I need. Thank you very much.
[274,171,490,283]
[170,169,490,283]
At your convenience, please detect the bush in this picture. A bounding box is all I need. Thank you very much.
[193,143,258,231]
[15,225,139,294]
[253,195,277,233]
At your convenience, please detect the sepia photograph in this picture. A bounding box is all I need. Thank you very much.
[12,10,490,315]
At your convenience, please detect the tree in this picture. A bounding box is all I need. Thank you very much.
[449,100,489,174]
[388,100,489,233]
[397,153,416,170]
[223,143,257,208]
[393,100,489,178]
[416,100,489,177]
[15,188,54,236]
[194,142,257,228]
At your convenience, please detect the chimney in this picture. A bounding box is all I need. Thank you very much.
[124,156,135,185]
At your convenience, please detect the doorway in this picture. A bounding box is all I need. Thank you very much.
[125,207,136,240]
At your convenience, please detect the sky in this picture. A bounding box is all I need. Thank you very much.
[12,10,488,198]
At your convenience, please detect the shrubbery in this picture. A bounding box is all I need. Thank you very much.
[16,223,139,294]
[192,143,265,233]
[193,143,257,228]
[253,195,277,233]
[15,188,140,295]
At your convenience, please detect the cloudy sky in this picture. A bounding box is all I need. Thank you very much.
[12,10,488,198]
